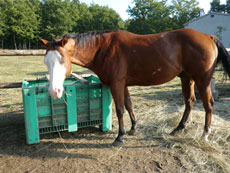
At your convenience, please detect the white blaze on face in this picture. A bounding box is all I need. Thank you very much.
[44,50,66,99]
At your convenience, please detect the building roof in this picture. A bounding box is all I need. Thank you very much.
[184,12,230,27]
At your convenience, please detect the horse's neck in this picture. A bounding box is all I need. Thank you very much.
[71,35,102,70]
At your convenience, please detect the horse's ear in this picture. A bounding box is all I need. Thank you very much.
[61,36,69,47]
[38,38,49,48]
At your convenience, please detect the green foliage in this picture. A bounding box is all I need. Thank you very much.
[72,3,92,33]
[215,25,226,41]
[2,0,40,48]
[170,0,200,29]
[89,4,124,31]
[227,0,230,13]
[126,0,200,34]
[40,0,78,40]
[40,0,124,39]
[72,3,124,33]
[210,0,225,13]
[0,0,125,48]
[211,0,221,12]
[127,0,172,34]
[210,0,230,13]
[0,0,6,38]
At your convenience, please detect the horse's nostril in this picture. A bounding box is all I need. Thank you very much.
[55,88,60,93]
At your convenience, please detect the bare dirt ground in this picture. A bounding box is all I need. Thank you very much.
[0,56,230,173]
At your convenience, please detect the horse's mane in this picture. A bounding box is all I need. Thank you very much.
[60,30,119,49]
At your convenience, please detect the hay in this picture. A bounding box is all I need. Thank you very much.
[127,74,230,172]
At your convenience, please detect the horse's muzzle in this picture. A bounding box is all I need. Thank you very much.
[49,86,63,99]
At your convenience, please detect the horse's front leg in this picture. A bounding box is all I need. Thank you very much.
[110,81,126,147]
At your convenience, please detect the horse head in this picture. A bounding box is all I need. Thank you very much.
[39,36,75,99]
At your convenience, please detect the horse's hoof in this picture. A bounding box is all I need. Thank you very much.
[128,129,136,135]
[170,129,177,136]
[112,140,123,147]
[202,136,209,142]
[202,129,211,142]
[170,128,183,136]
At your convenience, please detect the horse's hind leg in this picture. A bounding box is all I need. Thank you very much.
[171,75,196,135]
[124,87,136,135]
[196,82,214,141]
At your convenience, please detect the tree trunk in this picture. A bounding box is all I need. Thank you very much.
[13,34,17,50]
[23,42,27,49]
[0,39,3,49]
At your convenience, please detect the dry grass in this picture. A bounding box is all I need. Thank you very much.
[127,75,230,173]
[0,56,230,172]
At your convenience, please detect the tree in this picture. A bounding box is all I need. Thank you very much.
[0,0,126,49]
[72,3,124,34]
[40,0,79,40]
[72,3,93,33]
[210,0,226,12]
[211,0,221,12]
[89,4,124,31]
[226,0,230,13]
[215,25,226,41]
[126,0,200,34]
[0,0,6,48]
[3,0,40,49]
[28,0,42,48]
[170,0,200,29]
[210,0,230,13]
[126,0,172,34]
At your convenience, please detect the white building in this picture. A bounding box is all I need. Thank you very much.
[184,12,230,48]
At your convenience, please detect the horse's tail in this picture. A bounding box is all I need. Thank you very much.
[212,36,230,77]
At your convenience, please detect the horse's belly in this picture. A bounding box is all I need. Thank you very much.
[127,68,180,86]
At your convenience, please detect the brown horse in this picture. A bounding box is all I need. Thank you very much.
[39,28,230,147]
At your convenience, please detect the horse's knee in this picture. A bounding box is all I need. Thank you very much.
[210,97,214,106]
[209,97,214,111]
[190,96,196,104]
[186,96,196,108]
[204,99,214,113]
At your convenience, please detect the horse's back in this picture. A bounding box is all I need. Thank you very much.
[101,29,218,86]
